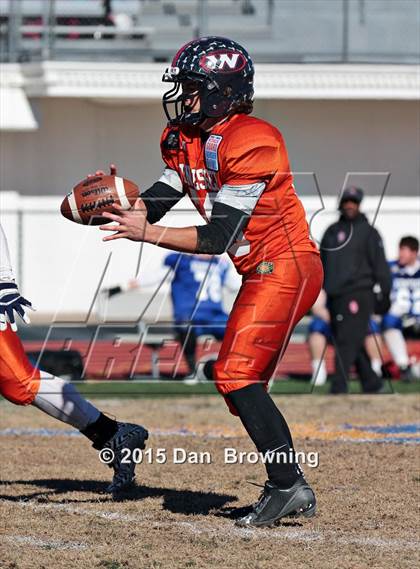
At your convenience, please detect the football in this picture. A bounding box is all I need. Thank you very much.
[60,175,139,225]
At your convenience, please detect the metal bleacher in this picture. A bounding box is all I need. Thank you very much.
[0,0,270,62]
[1,0,419,64]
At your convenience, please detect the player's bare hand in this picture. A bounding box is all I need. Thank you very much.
[100,198,148,242]
[86,164,118,179]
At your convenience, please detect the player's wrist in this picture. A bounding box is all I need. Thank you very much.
[143,223,160,244]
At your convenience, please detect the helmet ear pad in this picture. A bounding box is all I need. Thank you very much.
[201,87,232,118]
[202,92,231,117]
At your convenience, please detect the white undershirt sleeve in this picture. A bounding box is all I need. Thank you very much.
[214,182,266,215]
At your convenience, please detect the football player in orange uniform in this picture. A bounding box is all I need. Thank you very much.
[0,222,148,493]
[100,37,323,526]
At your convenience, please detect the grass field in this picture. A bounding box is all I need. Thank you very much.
[73,377,420,397]
[1,384,419,569]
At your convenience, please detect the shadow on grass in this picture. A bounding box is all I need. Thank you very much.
[0,478,238,515]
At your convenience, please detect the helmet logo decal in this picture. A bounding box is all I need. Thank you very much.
[199,50,246,73]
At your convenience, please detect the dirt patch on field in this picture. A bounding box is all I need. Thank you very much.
[0,395,419,569]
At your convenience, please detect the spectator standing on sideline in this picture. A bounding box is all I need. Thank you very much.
[320,187,391,394]
[307,289,383,386]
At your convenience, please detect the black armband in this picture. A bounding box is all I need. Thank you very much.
[196,201,249,255]
[141,181,183,224]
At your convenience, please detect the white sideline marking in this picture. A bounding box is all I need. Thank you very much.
[5,501,420,550]
[16,500,147,523]
[1,427,419,444]
[5,534,88,550]
[0,427,240,440]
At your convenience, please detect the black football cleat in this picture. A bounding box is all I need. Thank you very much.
[103,422,149,494]
[362,379,385,393]
[235,477,316,528]
[400,366,414,383]
[330,380,348,394]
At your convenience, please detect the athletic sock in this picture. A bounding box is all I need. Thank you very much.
[226,383,301,489]
[311,359,327,385]
[81,412,119,449]
[371,358,382,377]
[384,328,410,368]
[177,327,197,375]
[203,359,215,380]
[32,372,118,447]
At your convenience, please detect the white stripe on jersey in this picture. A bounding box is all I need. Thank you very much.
[158,168,184,194]
[214,182,266,215]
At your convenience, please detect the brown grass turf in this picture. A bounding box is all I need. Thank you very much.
[0,394,419,569]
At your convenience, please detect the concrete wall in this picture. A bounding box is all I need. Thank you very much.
[257,99,419,197]
[0,97,418,197]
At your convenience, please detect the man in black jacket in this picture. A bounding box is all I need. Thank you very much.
[320,187,392,393]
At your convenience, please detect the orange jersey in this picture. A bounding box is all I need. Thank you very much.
[160,113,318,275]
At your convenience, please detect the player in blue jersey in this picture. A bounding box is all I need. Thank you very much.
[100,254,239,379]
[163,253,239,379]
[382,236,420,380]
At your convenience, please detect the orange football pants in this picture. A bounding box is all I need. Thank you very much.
[0,327,40,405]
[214,253,323,414]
